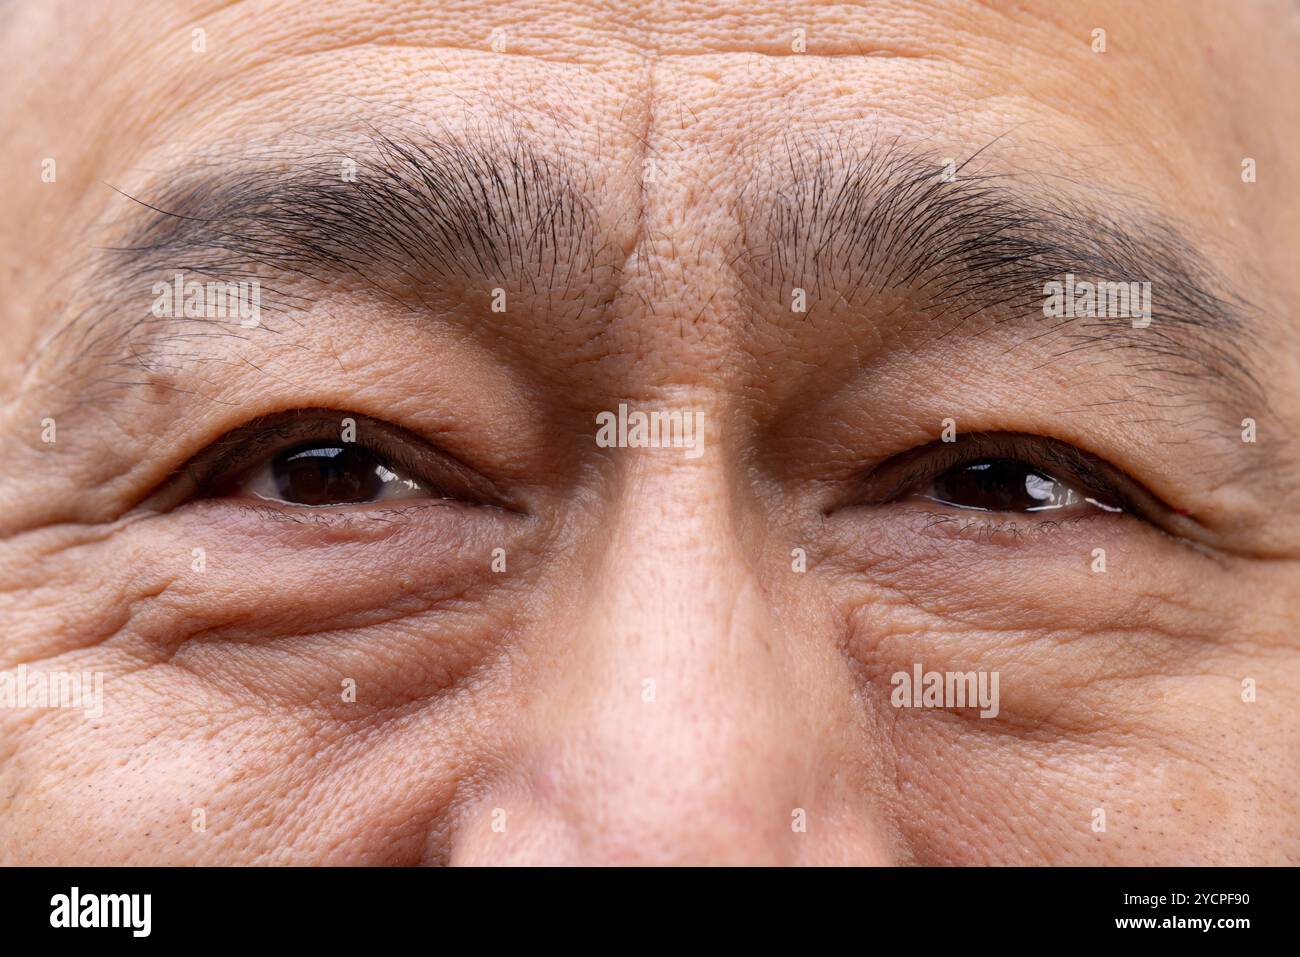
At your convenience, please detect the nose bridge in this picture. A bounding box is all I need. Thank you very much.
[584,452,794,804]
[449,434,900,865]
[588,449,769,687]
[528,449,814,862]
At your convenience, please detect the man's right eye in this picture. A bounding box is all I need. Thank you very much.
[160,409,515,513]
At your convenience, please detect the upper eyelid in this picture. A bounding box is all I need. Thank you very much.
[166,409,520,512]
[184,419,324,485]
[824,431,1236,553]
[208,420,371,470]
[858,433,1147,512]
[181,415,371,491]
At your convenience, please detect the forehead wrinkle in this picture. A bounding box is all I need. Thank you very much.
[742,133,1269,410]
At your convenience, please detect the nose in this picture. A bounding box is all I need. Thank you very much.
[451,447,899,865]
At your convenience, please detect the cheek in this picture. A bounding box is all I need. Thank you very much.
[817,505,1277,863]
[0,504,553,864]
[49,502,548,710]
[0,688,501,864]
[824,506,1242,726]
[1,702,275,864]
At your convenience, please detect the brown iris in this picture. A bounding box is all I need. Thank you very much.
[272,445,387,506]
[926,459,1081,512]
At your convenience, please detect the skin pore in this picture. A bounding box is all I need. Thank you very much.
[0,0,1298,864]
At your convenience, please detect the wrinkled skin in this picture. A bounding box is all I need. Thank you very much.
[1,0,1297,865]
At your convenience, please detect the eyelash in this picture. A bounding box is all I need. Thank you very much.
[907,510,1103,547]
[170,410,510,511]
[166,416,1170,544]
[849,432,1156,522]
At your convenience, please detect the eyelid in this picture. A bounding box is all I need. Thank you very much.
[150,409,518,512]
[849,432,1162,520]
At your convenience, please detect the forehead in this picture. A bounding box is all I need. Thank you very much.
[0,0,1295,370]
[4,0,1286,194]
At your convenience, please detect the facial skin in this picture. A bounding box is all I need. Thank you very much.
[1,0,1298,866]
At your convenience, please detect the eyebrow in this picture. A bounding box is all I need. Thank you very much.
[35,129,1265,422]
[31,128,602,399]
[744,138,1266,406]
[111,129,596,288]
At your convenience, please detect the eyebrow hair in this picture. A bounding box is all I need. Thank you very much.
[746,137,1266,405]
[105,128,598,299]
[25,128,603,399]
[27,128,1266,426]
[73,126,592,325]
[124,127,595,278]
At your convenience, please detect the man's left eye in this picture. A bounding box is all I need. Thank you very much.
[917,458,1117,514]
[238,443,427,507]
[845,433,1143,521]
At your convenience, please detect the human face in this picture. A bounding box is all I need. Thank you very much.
[1,0,1297,864]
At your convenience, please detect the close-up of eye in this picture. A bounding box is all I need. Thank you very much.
[851,433,1147,524]
[914,458,1120,514]
[220,442,426,506]
[162,410,513,512]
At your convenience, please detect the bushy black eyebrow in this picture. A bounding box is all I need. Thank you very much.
[29,127,1267,428]
[746,137,1266,404]
[16,128,605,401]
[102,128,599,306]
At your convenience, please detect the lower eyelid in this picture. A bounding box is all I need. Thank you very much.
[911,491,1123,514]
[1083,497,1123,513]
[898,503,1121,544]
[198,496,496,530]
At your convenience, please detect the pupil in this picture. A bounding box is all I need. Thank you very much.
[273,445,384,505]
[931,459,1063,512]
